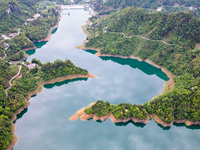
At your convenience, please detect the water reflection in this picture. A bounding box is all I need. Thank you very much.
[115,120,146,128]
[84,49,169,81]
[25,28,58,58]
[157,123,171,130]
[85,49,98,55]
[174,123,200,130]
[92,118,146,128]
[34,41,48,48]
[25,49,36,57]
[14,108,28,124]
[44,78,88,89]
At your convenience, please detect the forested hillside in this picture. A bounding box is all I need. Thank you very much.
[88,8,200,49]
[104,0,200,9]
[0,43,5,58]
[0,58,89,149]
[91,0,200,18]
[0,0,40,34]
[40,59,88,80]
[0,0,60,61]
[83,7,200,124]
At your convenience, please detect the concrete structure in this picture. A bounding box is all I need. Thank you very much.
[157,6,163,11]
[26,63,37,69]
[3,43,9,49]
[34,13,41,19]
[1,35,11,40]
[26,13,42,22]
[61,4,91,10]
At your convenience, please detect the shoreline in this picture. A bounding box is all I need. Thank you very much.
[22,46,37,51]
[77,45,174,93]
[33,14,62,42]
[77,24,174,92]
[71,22,183,127]
[6,13,63,150]
[7,72,96,150]
[70,103,200,127]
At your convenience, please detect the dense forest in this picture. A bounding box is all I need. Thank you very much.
[104,0,200,9]
[83,7,200,124]
[40,59,88,80]
[0,0,60,61]
[90,0,200,16]
[5,33,35,61]
[0,58,18,89]
[0,0,39,34]
[0,43,5,58]
[87,8,200,49]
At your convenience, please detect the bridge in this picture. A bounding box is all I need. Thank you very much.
[61,4,94,17]
[60,5,90,10]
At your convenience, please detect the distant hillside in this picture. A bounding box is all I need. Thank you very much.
[104,0,200,9]
[0,0,39,34]
[88,7,200,49]
[91,0,200,18]
[0,0,60,61]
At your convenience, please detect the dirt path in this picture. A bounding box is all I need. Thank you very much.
[5,65,21,97]
[108,32,181,47]
[2,51,7,59]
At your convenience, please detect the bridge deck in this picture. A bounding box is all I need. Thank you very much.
[61,5,86,9]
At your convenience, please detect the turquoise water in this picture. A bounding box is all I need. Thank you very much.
[14,10,200,150]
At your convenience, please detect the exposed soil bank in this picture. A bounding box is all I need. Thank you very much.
[70,103,200,127]
[22,46,37,51]
[196,44,200,49]
[7,73,96,150]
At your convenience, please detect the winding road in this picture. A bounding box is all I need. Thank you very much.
[2,50,7,59]
[108,31,181,47]
[5,65,21,97]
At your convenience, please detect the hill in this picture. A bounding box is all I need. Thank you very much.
[88,7,200,49]
[91,0,200,18]
[80,7,200,125]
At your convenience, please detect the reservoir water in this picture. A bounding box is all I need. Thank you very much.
[14,10,200,150]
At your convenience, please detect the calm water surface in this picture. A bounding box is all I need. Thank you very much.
[14,10,200,150]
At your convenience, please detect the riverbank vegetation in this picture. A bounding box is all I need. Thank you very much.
[82,7,200,124]
[0,58,89,149]
[40,59,88,81]
[85,100,148,120]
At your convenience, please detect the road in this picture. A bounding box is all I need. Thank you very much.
[5,65,22,97]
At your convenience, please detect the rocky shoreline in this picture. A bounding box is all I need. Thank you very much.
[70,103,200,127]
[70,21,200,128]
[22,46,37,51]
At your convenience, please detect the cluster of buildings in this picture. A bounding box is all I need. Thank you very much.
[24,13,42,26]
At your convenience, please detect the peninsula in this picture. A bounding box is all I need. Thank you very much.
[0,2,97,149]
[71,7,200,127]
